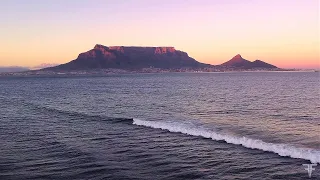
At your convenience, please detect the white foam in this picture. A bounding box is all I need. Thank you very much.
[133,118,320,164]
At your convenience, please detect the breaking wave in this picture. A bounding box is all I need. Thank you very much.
[133,118,320,164]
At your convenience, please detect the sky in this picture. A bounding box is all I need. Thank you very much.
[0,0,319,68]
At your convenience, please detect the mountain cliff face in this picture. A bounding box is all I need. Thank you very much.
[221,54,277,69]
[47,44,208,70]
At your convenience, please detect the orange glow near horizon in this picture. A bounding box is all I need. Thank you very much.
[0,0,319,69]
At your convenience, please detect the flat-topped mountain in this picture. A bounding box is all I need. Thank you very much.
[41,45,278,72]
[46,44,209,71]
[221,54,277,69]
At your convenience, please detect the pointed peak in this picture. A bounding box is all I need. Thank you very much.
[233,54,242,58]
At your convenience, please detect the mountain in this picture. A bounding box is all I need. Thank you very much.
[0,66,29,73]
[221,54,277,69]
[221,54,252,68]
[251,60,277,69]
[45,44,209,71]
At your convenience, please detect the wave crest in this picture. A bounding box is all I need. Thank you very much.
[133,118,320,164]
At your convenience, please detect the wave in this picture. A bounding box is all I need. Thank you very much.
[133,118,320,164]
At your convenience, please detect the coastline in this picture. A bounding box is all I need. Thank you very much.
[0,68,317,78]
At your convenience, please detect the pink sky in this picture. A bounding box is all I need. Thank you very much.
[0,0,319,68]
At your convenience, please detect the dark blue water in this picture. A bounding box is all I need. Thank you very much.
[0,72,319,180]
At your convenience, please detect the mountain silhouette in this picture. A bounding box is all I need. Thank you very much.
[221,54,277,69]
[46,44,209,71]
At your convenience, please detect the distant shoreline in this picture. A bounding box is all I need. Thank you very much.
[0,68,318,78]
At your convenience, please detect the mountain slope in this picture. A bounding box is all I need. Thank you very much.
[221,54,252,68]
[46,44,209,71]
[221,54,277,69]
[31,63,60,70]
[251,60,277,69]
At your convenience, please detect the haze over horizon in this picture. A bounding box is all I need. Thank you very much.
[1,0,319,69]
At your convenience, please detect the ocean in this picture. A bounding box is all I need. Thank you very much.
[0,72,319,180]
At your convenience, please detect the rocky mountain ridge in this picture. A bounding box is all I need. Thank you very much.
[46,44,209,70]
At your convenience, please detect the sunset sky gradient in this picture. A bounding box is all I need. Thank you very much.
[1,0,319,68]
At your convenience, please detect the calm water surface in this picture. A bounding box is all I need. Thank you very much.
[0,72,319,179]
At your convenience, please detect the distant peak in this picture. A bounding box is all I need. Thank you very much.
[233,54,242,59]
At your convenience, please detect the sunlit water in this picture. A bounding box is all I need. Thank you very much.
[0,72,319,180]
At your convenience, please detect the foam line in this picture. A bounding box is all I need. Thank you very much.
[133,118,320,164]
